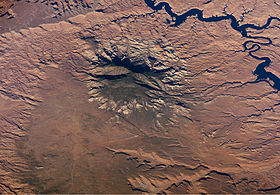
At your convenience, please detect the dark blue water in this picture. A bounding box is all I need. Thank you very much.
[144,0,280,90]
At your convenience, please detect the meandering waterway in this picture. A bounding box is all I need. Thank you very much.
[144,0,280,90]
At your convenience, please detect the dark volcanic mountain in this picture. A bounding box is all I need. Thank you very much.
[1,0,280,194]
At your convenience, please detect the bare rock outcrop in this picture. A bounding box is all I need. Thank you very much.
[1,0,280,194]
[0,0,14,16]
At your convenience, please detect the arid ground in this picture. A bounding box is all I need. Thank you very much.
[1,0,280,193]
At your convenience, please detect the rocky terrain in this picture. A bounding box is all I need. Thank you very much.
[0,0,280,193]
[0,0,14,16]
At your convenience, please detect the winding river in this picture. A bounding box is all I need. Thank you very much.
[144,0,280,90]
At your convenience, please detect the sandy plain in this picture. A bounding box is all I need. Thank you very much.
[0,0,280,193]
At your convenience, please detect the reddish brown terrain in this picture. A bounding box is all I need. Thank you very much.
[1,0,280,194]
[0,0,13,16]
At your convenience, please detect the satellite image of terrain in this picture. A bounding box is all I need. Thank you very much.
[1,0,280,194]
